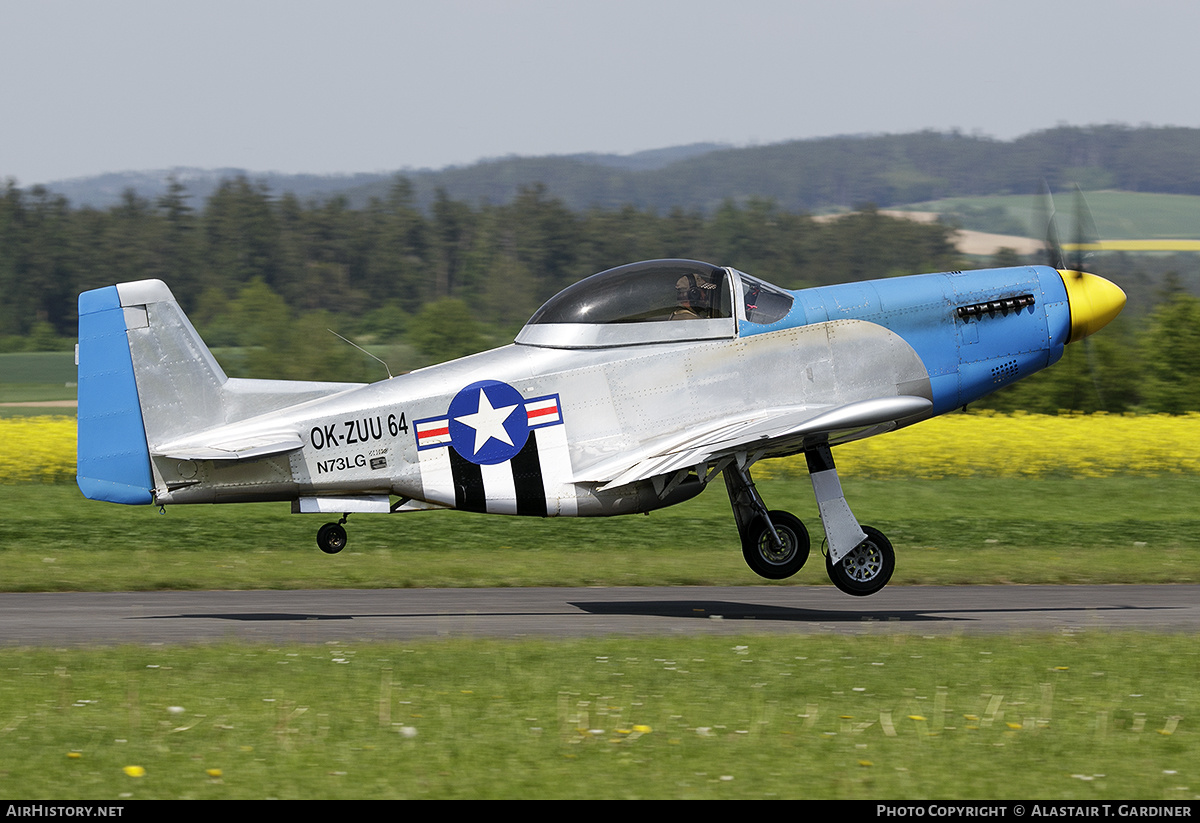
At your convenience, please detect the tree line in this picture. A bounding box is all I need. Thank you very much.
[1,174,1197,412]
[0,174,959,346]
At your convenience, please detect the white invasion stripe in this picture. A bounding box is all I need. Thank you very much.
[481,460,518,514]
[536,424,577,516]
[417,446,456,508]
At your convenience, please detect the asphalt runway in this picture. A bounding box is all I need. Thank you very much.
[1,585,1196,646]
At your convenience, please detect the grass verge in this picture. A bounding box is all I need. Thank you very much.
[2,477,1198,591]
[0,633,1194,799]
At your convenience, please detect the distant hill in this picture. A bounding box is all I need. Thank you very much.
[23,125,1200,215]
[31,143,729,211]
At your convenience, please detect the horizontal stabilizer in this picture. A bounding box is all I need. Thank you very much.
[154,433,304,461]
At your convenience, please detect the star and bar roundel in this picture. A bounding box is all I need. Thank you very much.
[414,380,564,465]
[412,380,571,516]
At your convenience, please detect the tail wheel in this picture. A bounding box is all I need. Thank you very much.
[742,510,810,580]
[317,522,347,554]
[826,526,894,596]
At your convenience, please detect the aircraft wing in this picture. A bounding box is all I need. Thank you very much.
[577,395,932,490]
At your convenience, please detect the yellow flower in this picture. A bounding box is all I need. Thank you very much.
[66,752,81,759]
[633,724,651,734]
[123,765,146,777]
[206,768,223,777]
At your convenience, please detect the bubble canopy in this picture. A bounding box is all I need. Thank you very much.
[515,259,793,349]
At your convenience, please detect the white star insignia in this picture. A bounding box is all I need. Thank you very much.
[455,388,519,455]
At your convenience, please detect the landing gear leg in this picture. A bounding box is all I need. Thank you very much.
[723,462,810,579]
[317,513,350,554]
[806,444,893,596]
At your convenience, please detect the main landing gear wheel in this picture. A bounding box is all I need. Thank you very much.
[825,525,894,596]
[317,522,348,554]
[742,510,810,580]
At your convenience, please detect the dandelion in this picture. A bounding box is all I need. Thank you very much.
[123,766,146,778]
[1159,717,1182,736]
[66,752,81,759]
[206,768,222,778]
[633,724,651,734]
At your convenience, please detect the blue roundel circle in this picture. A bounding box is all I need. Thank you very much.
[447,380,529,465]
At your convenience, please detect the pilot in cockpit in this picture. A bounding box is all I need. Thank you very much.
[671,273,717,320]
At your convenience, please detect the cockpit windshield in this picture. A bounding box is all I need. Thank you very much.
[736,271,794,325]
[515,259,795,349]
[526,261,732,326]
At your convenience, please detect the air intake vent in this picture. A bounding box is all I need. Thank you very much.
[957,294,1035,321]
[992,359,1019,383]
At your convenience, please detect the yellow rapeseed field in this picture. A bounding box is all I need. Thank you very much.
[757,411,1200,480]
[3,412,1200,485]
[1,415,78,484]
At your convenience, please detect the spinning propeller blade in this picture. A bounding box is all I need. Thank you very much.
[1035,181,1125,344]
[1035,179,1065,270]
[1069,184,1100,275]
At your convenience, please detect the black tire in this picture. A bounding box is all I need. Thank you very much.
[742,510,810,580]
[825,525,894,596]
[317,522,347,554]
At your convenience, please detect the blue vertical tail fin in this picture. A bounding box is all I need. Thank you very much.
[76,285,156,504]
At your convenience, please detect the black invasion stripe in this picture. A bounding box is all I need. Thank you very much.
[511,430,547,517]
[449,448,486,513]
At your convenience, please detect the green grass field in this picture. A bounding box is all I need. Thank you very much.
[899,191,1200,242]
[0,351,78,408]
[1,634,1195,799]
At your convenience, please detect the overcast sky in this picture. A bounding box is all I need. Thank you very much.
[3,0,1198,185]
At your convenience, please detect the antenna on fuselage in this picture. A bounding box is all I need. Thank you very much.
[327,329,395,380]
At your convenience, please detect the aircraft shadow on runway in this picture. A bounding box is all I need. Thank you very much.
[141,601,1164,624]
[568,601,1159,623]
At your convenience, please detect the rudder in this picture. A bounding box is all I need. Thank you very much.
[76,285,155,504]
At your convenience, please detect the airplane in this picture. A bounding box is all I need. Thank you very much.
[75,254,1125,596]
